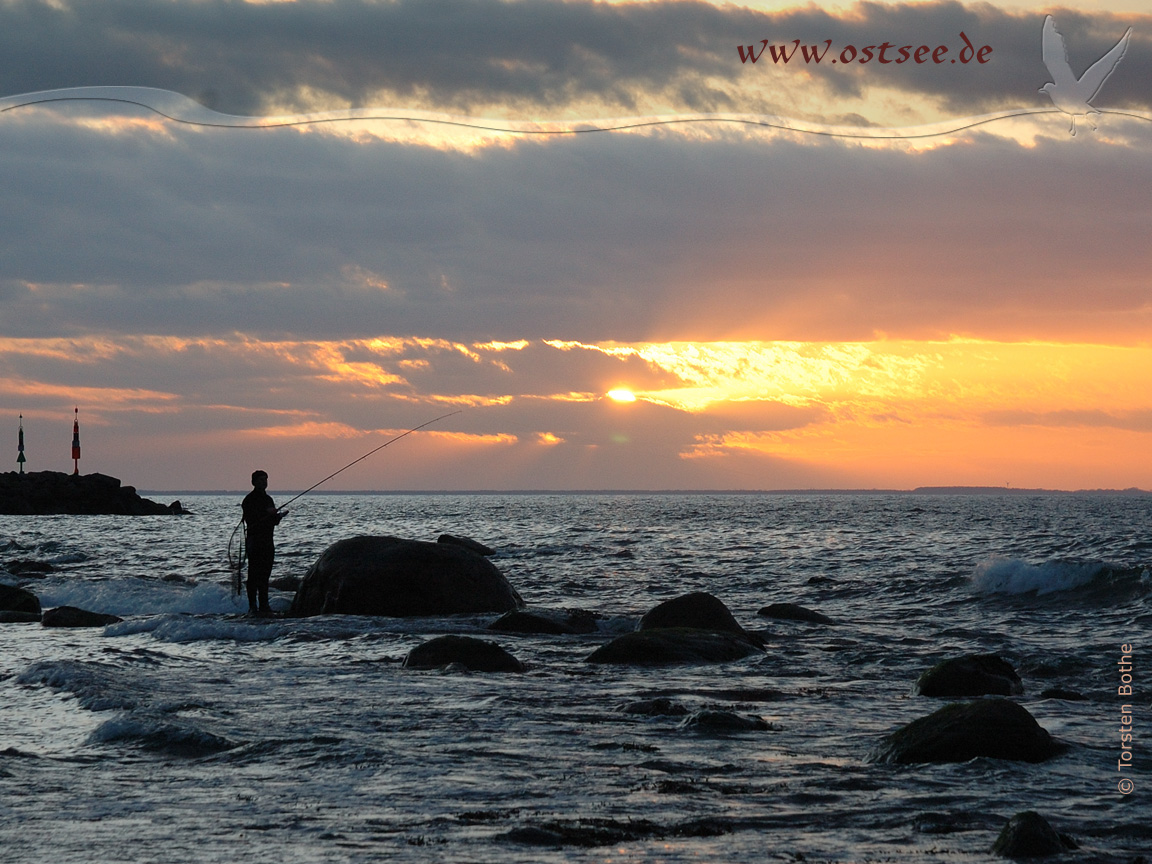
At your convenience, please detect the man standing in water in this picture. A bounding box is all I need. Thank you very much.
[242,470,285,617]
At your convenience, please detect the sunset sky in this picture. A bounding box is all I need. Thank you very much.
[2,0,1151,491]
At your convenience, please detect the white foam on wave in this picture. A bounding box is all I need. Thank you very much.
[87,713,236,756]
[108,614,290,644]
[15,659,137,711]
[35,578,248,617]
[970,557,1105,595]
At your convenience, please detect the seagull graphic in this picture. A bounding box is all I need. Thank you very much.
[1040,15,1132,135]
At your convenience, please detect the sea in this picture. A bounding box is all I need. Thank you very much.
[1,492,1148,863]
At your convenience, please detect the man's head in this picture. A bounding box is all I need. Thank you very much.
[251,470,268,489]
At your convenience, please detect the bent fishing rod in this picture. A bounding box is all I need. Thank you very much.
[227,410,461,591]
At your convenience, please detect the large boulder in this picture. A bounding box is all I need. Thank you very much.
[290,535,523,618]
[403,635,525,672]
[639,592,764,647]
[868,699,1065,765]
[991,812,1077,858]
[915,654,1023,698]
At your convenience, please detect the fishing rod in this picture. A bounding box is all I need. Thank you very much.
[226,410,461,594]
[277,409,461,510]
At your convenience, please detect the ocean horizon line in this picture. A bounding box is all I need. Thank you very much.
[141,485,1152,497]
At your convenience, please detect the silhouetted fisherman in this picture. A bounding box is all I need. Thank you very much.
[241,470,285,617]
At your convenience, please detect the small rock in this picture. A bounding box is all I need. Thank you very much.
[4,559,55,576]
[914,654,1023,698]
[678,710,771,732]
[586,628,762,665]
[757,602,836,625]
[488,608,598,635]
[0,584,41,616]
[991,811,1077,858]
[639,592,763,646]
[620,697,689,716]
[41,606,123,628]
[403,635,525,673]
[868,699,1064,764]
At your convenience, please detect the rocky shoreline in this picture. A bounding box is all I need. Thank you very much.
[0,471,185,515]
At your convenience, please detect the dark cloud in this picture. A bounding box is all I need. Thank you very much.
[0,1,1148,119]
[2,105,1151,344]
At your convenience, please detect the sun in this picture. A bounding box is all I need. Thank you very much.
[607,388,637,403]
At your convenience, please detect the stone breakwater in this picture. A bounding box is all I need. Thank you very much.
[0,471,184,515]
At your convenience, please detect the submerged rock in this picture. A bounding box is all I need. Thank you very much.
[638,592,764,647]
[0,471,182,515]
[868,699,1064,765]
[41,606,123,628]
[0,584,41,617]
[4,559,55,576]
[0,610,41,623]
[914,654,1023,698]
[488,608,599,635]
[991,811,1077,858]
[757,602,836,625]
[290,535,523,618]
[620,697,689,716]
[1038,687,1088,702]
[678,710,771,732]
[586,628,762,665]
[403,635,525,672]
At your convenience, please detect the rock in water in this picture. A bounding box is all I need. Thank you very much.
[587,592,764,665]
[991,811,1077,857]
[678,709,771,732]
[868,699,1064,764]
[586,628,762,665]
[757,602,836,625]
[488,608,599,635]
[289,535,523,618]
[914,654,1023,698]
[639,591,764,647]
[41,606,123,628]
[403,635,525,672]
[0,584,41,617]
[0,471,182,515]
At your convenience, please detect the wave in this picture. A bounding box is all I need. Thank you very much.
[34,579,248,618]
[107,613,290,643]
[971,557,1150,597]
[6,85,1148,140]
[87,713,236,757]
[15,659,139,712]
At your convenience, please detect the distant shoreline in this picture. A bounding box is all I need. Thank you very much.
[140,486,1152,497]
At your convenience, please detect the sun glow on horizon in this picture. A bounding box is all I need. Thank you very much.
[6,334,1152,490]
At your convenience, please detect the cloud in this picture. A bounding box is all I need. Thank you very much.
[2,106,1151,345]
[1,0,1148,122]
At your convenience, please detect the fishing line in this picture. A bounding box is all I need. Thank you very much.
[225,410,462,595]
